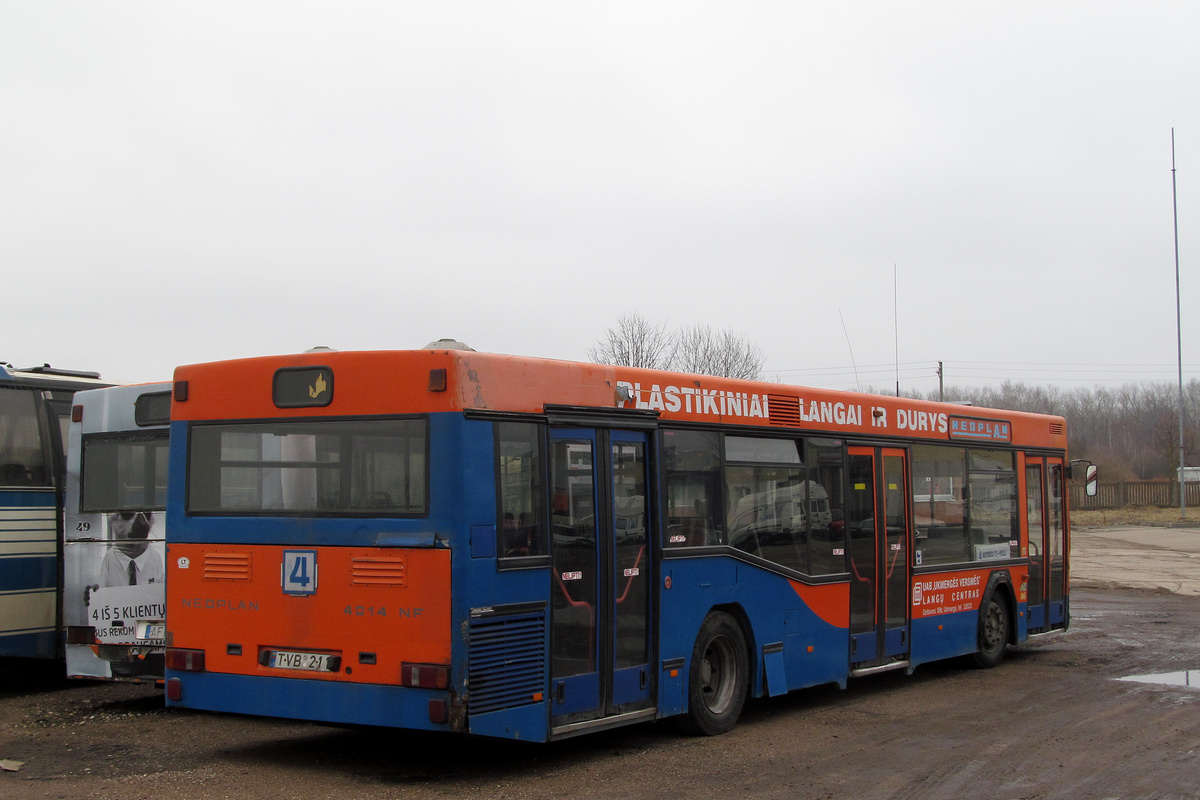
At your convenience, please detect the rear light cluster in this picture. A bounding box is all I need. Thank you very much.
[65,626,96,645]
[400,663,450,689]
[165,648,206,672]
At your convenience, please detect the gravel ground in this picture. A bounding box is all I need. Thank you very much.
[2,527,1198,800]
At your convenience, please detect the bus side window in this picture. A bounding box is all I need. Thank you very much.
[911,445,967,566]
[806,438,845,576]
[967,449,1018,560]
[496,422,546,559]
[724,436,806,573]
[0,387,48,486]
[663,429,722,547]
[911,445,1017,565]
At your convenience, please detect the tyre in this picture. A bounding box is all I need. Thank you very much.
[972,591,1010,669]
[679,611,749,736]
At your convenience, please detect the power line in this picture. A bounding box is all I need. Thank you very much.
[772,360,1200,374]
[765,359,1200,389]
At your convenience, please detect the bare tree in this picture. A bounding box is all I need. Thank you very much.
[902,378,1200,481]
[1153,411,1200,480]
[588,312,673,370]
[672,324,765,380]
[590,315,765,380]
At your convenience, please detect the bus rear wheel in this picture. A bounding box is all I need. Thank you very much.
[972,591,1010,669]
[680,611,748,736]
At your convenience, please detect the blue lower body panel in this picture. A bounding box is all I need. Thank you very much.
[0,554,57,591]
[0,554,59,660]
[659,557,850,705]
[166,671,452,732]
[1028,603,1044,630]
[910,608,977,667]
[0,629,58,660]
[469,702,547,741]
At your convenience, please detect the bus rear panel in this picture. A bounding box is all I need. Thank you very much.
[64,382,171,680]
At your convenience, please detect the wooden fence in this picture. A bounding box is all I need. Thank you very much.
[1070,481,1200,510]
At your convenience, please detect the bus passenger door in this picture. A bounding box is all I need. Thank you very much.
[1024,458,1047,630]
[549,428,654,727]
[1024,455,1067,631]
[1047,459,1067,626]
[847,446,911,668]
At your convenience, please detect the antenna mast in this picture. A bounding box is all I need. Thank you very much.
[894,264,900,397]
[839,310,860,390]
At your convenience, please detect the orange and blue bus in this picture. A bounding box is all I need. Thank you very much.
[64,382,171,680]
[164,344,1074,740]
[1,363,111,661]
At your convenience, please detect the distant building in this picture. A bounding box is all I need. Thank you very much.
[1178,467,1200,482]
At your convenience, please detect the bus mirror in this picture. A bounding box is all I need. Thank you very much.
[1069,459,1098,497]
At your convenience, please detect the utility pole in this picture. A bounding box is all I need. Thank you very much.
[938,361,944,403]
[1173,128,1186,517]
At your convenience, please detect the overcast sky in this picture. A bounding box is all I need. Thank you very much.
[3,3,1197,394]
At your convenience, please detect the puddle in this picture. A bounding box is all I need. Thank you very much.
[1116,670,1200,688]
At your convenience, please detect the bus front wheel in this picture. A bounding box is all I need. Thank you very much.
[972,591,1010,669]
[680,611,749,736]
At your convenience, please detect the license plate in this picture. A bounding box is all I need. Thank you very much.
[137,622,166,640]
[268,650,339,672]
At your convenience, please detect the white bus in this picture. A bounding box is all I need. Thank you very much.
[64,383,170,680]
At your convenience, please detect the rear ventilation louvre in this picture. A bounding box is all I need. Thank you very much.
[203,552,251,581]
[351,556,407,587]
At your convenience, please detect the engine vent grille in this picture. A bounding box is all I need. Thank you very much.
[468,607,546,715]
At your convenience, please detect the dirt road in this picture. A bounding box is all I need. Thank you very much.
[2,527,1198,799]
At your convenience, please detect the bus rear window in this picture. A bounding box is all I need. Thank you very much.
[187,418,427,515]
[81,432,170,511]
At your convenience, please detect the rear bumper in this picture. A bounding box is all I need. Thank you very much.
[165,670,454,732]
